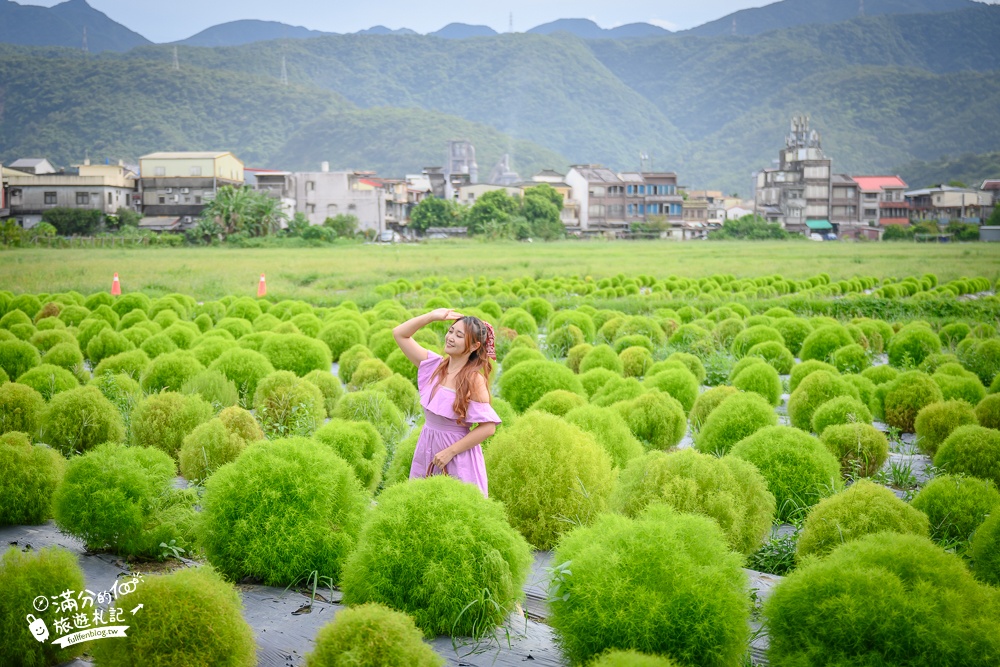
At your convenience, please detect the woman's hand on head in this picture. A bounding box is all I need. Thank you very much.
[430,308,463,322]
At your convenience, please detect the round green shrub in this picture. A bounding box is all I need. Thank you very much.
[862,364,899,385]
[39,342,84,373]
[485,411,614,549]
[831,343,870,374]
[200,437,368,585]
[934,425,1000,486]
[819,422,889,477]
[90,565,256,667]
[501,346,546,371]
[498,360,585,413]
[664,352,706,384]
[730,426,843,522]
[643,368,699,413]
[349,357,394,390]
[303,369,344,415]
[314,419,388,494]
[499,307,538,337]
[746,340,794,374]
[381,431,419,490]
[957,338,1000,387]
[139,349,204,394]
[0,431,65,525]
[342,475,531,637]
[915,400,979,457]
[563,405,644,468]
[337,344,374,385]
[788,370,859,431]
[765,532,1000,666]
[0,339,40,380]
[366,328,399,361]
[178,407,263,483]
[208,347,275,404]
[9,294,42,318]
[522,297,554,326]
[579,367,620,399]
[610,449,775,555]
[189,336,233,367]
[215,316,255,338]
[0,308,32,330]
[550,310,596,342]
[796,479,929,559]
[84,327,134,366]
[689,385,739,432]
[39,385,125,455]
[773,318,813,356]
[789,360,839,392]
[731,361,782,406]
[139,331,179,358]
[618,346,653,378]
[529,389,587,416]
[565,343,593,373]
[131,389,213,457]
[933,370,987,405]
[253,370,326,438]
[580,344,623,375]
[612,334,653,354]
[549,505,748,667]
[882,371,945,432]
[731,325,784,358]
[0,545,86,667]
[180,368,240,410]
[695,391,778,456]
[971,512,1000,586]
[800,325,854,362]
[92,348,150,380]
[547,325,586,357]
[888,326,942,368]
[385,348,418,387]
[588,651,680,667]
[975,393,1000,429]
[370,374,421,418]
[614,390,687,451]
[29,328,76,353]
[260,333,332,377]
[334,389,406,445]
[54,442,196,557]
[911,474,1000,550]
[15,364,78,401]
[810,395,873,435]
[305,602,443,667]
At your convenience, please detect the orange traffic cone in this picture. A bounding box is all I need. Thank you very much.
[111,273,121,296]
[257,273,266,298]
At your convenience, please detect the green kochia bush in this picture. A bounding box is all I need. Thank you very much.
[579,344,624,374]
[563,405,644,468]
[139,350,205,394]
[795,480,930,559]
[810,395,873,435]
[971,512,1000,586]
[911,474,1000,551]
[209,347,275,403]
[934,425,1000,486]
[0,381,46,435]
[609,449,775,555]
[618,346,653,378]
[819,422,889,477]
[790,360,839,392]
[915,400,979,457]
[0,546,87,667]
[0,431,65,525]
[765,533,1000,666]
[333,389,406,445]
[976,394,1000,429]
[199,437,369,586]
[178,406,263,483]
[529,389,587,416]
[549,505,748,667]
[53,443,197,557]
[341,476,531,638]
[90,566,256,667]
[498,360,585,413]
[0,339,41,380]
[253,370,327,437]
[888,325,942,368]
[14,364,80,401]
[881,371,945,433]
[314,420,388,494]
[485,411,614,549]
[731,361,782,406]
[305,603,443,667]
[614,390,687,451]
[799,325,853,363]
[730,426,843,522]
[39,385,125,455]
[787,370,859,431]
[131,391,214,458]
[695,391,777,456]
[643,368,699,413]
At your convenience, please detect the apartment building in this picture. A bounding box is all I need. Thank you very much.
[288,165,387,234]
[565,166,683,233]
[905,185,990,223]
[138,151,244,224]
[755,115,832,234]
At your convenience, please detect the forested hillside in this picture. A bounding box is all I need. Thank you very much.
[1,5,998,190]
[896,152,1000,189]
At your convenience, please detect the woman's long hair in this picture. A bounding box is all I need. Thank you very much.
[429,316,494,424]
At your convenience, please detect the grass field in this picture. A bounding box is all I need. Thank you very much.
[2,240,999,303]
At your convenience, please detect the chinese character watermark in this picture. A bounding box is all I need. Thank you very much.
[26,574,145,648]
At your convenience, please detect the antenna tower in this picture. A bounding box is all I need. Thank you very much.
[732,17,737,35]
[509,12,513,33]
[172,46,180,71]
[280,56,288,85]
[82,25,88,53]
[859,0,865,16]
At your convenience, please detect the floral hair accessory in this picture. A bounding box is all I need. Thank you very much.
[482,321,497,360]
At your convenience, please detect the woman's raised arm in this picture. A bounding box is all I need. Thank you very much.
[392,309,461,365]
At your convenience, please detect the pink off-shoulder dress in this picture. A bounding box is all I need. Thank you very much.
[409,351,501,497]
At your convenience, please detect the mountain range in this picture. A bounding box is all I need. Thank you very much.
[0,0,997,193]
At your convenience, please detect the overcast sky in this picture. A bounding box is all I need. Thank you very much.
[18,0,803,42]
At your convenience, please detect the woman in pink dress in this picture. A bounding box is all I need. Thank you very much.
[392,308,501,496]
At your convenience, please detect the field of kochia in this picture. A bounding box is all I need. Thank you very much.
[1,242,999,666]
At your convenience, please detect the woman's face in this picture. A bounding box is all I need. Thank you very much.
[444,320,477,356]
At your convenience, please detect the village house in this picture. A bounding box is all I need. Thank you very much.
[138,151,244,231]
[905,185,991,223]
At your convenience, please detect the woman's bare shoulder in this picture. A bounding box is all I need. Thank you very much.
[470,372,491,403]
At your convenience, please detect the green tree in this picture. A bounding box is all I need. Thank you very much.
[200,187,285,238]
[467,190,519,236]
[41,207,103,235]
[409,197,464,234]
[708,214,788,240]
[945,220,980,241]
[105,207,141,230]
[1,219,22,246]
[324,214,359,238]
[882,224,914,241]
[986,204,1000,227]
[286,212,311,237]
[521,191,564,240]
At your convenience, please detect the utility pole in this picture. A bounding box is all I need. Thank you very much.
[280,55,288,86]
[859,0,865,17]
[509,12,513,33]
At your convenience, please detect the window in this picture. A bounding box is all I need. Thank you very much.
[195,196,202,204]
[591,186,605,197]
[306,181,315,192]
[608,205,624,218]
[158,196,166,204]
[627,185,634,196]
[589,204,605,217]
[154,167,166,176]
[76,192,90,205]
[44,192,57,205]
[107,192,112,205]
[189,166,202,176]
[627,204,634,216]
[307,204,316,214]
[865,193,878,200]
[638,185,646,195]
